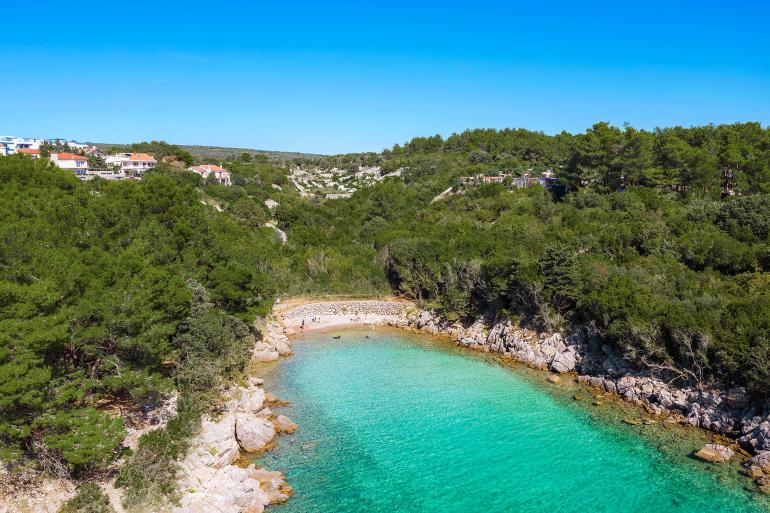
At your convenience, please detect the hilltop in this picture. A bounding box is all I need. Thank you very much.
[90,142,324,163]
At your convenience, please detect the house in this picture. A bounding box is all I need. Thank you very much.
[106,153,157,176]
[84,146,108,159]
[480,174,511,184]
[188,164,232,185]
[17,148,40,159]
[0,136,13,156]
[50,152,88,175]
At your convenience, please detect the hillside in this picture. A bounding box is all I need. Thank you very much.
[90,142,324,162]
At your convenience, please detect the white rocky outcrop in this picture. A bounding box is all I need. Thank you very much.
[174,318,297,513]
[236,414,276,452]
[253,321,292,361]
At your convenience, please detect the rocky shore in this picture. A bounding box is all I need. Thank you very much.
[173,321,297,513]
[387,309,770,494]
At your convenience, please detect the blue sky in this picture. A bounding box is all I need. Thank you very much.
[2,1,769,154]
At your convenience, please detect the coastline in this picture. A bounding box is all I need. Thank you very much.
[275,298,770,496]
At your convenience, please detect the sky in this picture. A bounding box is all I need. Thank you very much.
[2,1,769,154]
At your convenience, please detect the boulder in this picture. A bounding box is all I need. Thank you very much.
[236,413,276,452]
[252,349,280,362]
[739,420,770,452]
[247,466,293,504]
[275,340,293,356]
[239,386,266,413]
[273,414,299,434]
[694,443,734,463]
[550,349,577,374]
[749,452,770,474]
[546,374,561,384]
[199,412,240,468]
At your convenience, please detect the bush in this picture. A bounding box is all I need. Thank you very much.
[59,483,115,513]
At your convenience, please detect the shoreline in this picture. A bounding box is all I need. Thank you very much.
[274,299,770,496]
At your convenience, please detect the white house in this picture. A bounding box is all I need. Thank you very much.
[50,152,88,175]
[106,153,157,176]
[188,164,232,185]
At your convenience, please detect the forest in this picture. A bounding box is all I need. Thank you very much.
[1,121,769,508]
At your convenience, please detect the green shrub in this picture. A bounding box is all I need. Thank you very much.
[59,483,115,513]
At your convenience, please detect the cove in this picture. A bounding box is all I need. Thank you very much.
[256,329,768,513]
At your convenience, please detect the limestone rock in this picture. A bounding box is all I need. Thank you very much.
[694,443,734,463]
[273,414,298,434]
[239,386,266,413]
[740,420,770,453]
[247,466,293,504]
[546,374,560,384]
[199,412,240,468]
[749,452,770,474]
[550,348,577,374]
[236,413,276,452]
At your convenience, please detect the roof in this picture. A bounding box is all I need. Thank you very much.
[18,148,40,155]
[128,153,156,161]
[53,152,87,161]
[190,164,227,173]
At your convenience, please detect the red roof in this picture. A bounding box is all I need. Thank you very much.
[18,148,40,155]
[191,164,227,173]
[54,152,87,161]
[128,153,156,161]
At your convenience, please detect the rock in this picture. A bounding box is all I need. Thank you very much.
[174,465,271,513]
[546,374,560,384]
[550,349,577,374]
[239,386,266,413]
[623,418,642,426]
[694,443,734,463]
[252,349,280,362]
[199,412,240,468]
[236,413,276,452]
[740,420,770,452]
[273,414,298,434]
[749,452,770,474]
[247,466,293,504]
[275,340,293,356]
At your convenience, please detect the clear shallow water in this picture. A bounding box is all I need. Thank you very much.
[257,329,767,513]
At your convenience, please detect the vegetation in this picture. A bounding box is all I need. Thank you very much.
[2,121,770,507]
[273,122,770,401]
[59,483,115,513]
[0,156,277,501]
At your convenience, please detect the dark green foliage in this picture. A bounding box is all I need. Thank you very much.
[716,195,770,242]
[0,156,276,475]
[275,122,770,402]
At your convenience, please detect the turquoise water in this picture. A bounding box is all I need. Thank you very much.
[257,329,767,513]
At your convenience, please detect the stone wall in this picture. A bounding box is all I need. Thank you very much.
[281,300,409,320]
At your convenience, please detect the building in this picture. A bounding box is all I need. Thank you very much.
[0,136,44,155]
[84,146,108,159]
[0,136,13,156]
[50,152,88,175]
[188,164,232,185]
[17,148,40,159]
[106,153,157,176]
